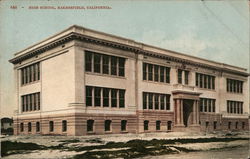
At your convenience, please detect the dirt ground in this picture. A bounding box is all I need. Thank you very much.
[1,131,249,159]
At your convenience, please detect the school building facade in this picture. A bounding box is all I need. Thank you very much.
[9,25,249,135]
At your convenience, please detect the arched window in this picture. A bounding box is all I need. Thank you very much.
[156,120,161,130]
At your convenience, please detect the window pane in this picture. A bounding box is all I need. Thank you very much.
[166,95,170,110]
[154,94,159,110]
[111,56,117,75]
[143,63,147,80]
[178,69,182,84]
[86,86,92,106]
[143,92,147,109]
[85,52,92,72]
[94,54,101,73]
[111,89,117,107]
[62,120,67,132]
[49,121,54,132]
[165,67,170,83]
[148,93,153,109]
[160,95,165,110]
[119,90,125,108]
[154,65,159,82]
[160,66,164,82]
[103,88,109,107]
[94,87,101,106]
[102,55,109,74]
[148,64,153,81]
[118,58,125,76]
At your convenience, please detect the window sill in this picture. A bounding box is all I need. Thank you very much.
[142,80,171,86]
[104,131,112,134]
[21,80,40,87]
[85,72,126,80]
[121,131,128,133]
[87,131,95,134]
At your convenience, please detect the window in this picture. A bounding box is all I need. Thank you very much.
[87,120,94,132]
[111,89,117,107]
[119,90,125,108]
[94,87,101,106]
[235,122,238,129]
[103,88,109,107]
[143,63,147,80]
[165,67,170,83]
[62,120,67,132]
[85,51,125,77]
[28,122,32,132]
[143,92,170,111]
[102,55,109,74]
[118,58,125,76]
[143,63,170,83]
[228,122,231,130]
[227,100,243,114]
[196,73,215,90]
[166,95,170,110]
[242,122,245,129]
[143,92,147,109]
[156,120,161,130]
[205,122,209,129]
[160,95,165,110]
[154,65,159,82]
[94,54,101,73]
[86,86,125,108]
[213,121,217,130]
[160,66,164,82]
[178,69,182,84]
[21,92,41,112]
[86,86,92,106]
[167,121,172,131]
[226,78,243,93]
[105,120,111,131]
[148,93,153,109]
[200,98,216,113]
[49,121,54,132]
[111,56,117,75]
[144,120,149,131]
[21,63,40,85]
[184,71,189,85]
[20,123,24,132]
[36,122,40,132]
[148,64,153,81]
[121,120,127,131]
[154,94,159,110]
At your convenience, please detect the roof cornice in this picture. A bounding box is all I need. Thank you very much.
[9,26,249,77]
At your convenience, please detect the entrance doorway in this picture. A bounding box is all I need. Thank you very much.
[183,100,193,127]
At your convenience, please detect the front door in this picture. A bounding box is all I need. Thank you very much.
[183,99,193,127]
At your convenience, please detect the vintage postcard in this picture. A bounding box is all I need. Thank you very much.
[0,0,249,158]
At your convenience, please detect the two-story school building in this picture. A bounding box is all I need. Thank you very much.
[9,25,249,136]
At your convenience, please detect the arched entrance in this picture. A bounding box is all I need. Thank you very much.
[183,100,194,127]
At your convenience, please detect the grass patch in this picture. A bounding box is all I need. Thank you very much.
[85,138,103,144]
[1,141,46,157]
[60,139,80,144]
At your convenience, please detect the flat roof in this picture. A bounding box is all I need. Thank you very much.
[10,25,248,75]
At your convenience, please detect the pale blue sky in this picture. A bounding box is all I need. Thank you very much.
[0,0,249,117]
